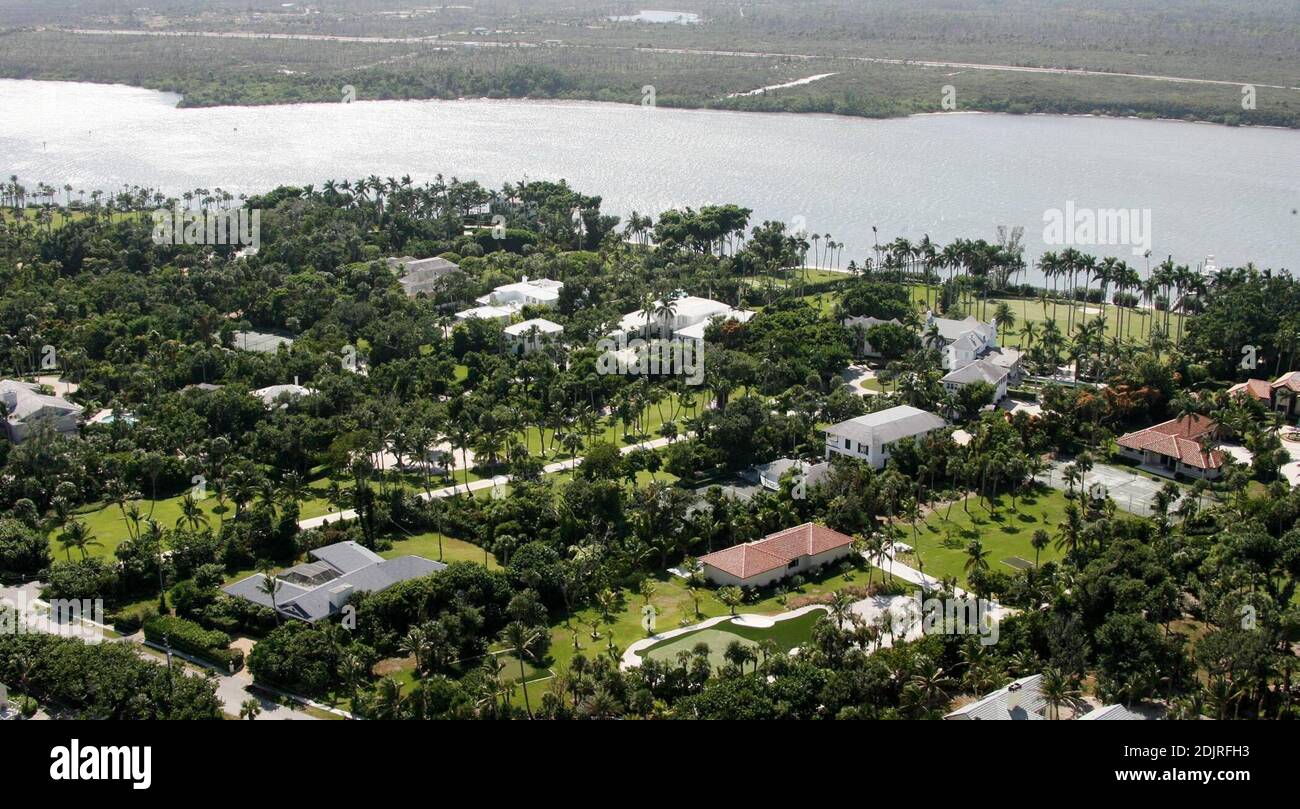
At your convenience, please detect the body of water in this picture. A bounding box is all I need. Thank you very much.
[1,79,1297,277]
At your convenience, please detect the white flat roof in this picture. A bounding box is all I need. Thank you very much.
[504,318,564,335]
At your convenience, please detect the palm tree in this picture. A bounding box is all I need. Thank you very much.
[964,539,990,574]
[714,585,744,616]
[908,654,957,710]
[176,493,208,532]
[57,519,99,561]
[401,626,428,674]
[502,621,542,718]
[1039,667,1084,719]
[1018,320,1040,352]
[1031,529,1050,566]
[828,590,854,629]
[258,568,283,624]
[239,699,262,720]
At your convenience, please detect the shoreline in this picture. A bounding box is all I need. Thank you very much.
[0,73,1294,133]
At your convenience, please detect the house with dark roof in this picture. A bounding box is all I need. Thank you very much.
[1116,415,1224,480]
[698,523,856,588]
[223,541,444,622]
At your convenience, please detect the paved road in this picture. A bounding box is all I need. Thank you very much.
[2,582,331,720]
[299,435,678,530]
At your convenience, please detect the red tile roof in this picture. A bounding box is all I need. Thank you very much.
[1273,371,1300,393]
[1117,415,1224,470]
[699,523,856,580]
[1229,379,1273,402]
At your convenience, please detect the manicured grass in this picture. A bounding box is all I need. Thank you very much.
[903,484,1073,587]
[378,531,499,569]
[0,207,138,229]
[542,559,889,673]
[987,296,1187,347]
[54,495,229,561]
[636,608,828,668]
[508,391,704,462]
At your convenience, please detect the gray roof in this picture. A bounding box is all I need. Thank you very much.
[950,331,985,353]
[392,257,461,296]
[984,346,1023,369]
[945,674,1047,720]
[0,380,82,421]
[232,331,294,353]
[942,358,1008,386]
[222,540,444,622]
[824,406,946,446]
[928,315,986,342]
[1079,704,1163,721]
[309,540,383,573]
[754,458,830,489]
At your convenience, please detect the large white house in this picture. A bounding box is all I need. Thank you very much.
[823,405,947,468]
[926,313,999,370]
[0,380,82,443]
[504,317,564,354]
[478,277,563,309]
[616,295,750,337]
[388,256,461,297]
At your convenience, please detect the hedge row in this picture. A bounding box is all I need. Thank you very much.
[143,614,243,671]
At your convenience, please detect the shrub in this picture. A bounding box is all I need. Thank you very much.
[143,614,242,671]
[108,603,158,635]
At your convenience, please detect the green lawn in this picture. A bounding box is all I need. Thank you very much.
[378,531,499,569]
[0,207,138,229]
[987,296,1187,348]
[635,608,827,668]
[902,485,1073,587]
[54,494,230,561]
[542,558,894,674]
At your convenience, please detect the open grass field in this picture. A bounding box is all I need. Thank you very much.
[378,531,499,569]
[0,207,139,229]
[901,484,1073,587]
[813,278,1187,348]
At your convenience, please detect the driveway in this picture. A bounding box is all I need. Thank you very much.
[1282,433,1300,488]
[2,582,332,720]
[841,364,881,396]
